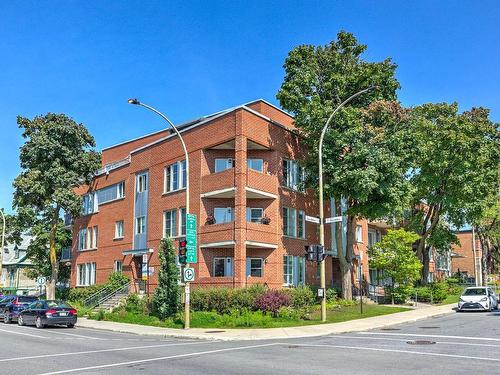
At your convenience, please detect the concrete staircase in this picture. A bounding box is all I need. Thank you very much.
[92,291,129,313]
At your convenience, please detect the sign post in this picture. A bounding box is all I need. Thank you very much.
[184,214,197,329]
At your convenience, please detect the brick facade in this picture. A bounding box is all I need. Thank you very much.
[71,100,383,293]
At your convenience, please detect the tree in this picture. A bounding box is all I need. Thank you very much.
[152,238,181,319]
[369,229,422,303]
[13,113,101,299]
[406,104,499,283]
[476,195,500,282]
[277,31,412,299]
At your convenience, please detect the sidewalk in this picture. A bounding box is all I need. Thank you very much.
[77,303,456,341]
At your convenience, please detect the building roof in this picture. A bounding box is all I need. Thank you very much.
[2,234,33,267]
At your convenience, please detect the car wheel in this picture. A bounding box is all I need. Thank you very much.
[67,323,75,328]
[35,317,45,329]
[4,314,11,324]
[18,315,24,326]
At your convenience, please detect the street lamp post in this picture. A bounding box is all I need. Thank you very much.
[0,209,5,288]
[128,99,192,329]
[318,86,377,322]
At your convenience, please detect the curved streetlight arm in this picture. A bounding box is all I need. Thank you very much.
[317,85,377,322]
[129,100,190,215]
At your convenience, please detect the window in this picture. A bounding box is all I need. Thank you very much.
[297,210,305,239]
[283,255,306,286]
[92,226,98,248]
[165,160,186,193]
[82,193,98,215]
[77,263,96,286]
[114,260,123,273]
[164,209,177,237]
[247,158,263,172]
[356,225,363,243]
[115,221,124,239]
[78,228,87,251]
[213,257,233,277]
[246,208,263,223]
[117,182,125,198]
[283,159,304,191]
[136,216,146,235]
[215,158,234,173]
[179,208,186,236]
[213,207,233,224]
[283,207,297,237]
[246,258,263,277]
[137,173,148,193]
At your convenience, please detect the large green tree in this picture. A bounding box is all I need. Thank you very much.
[406,104,499,283]
[277,31,412,299]
[13,113,101,299]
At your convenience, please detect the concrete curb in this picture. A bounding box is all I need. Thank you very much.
[76,303,457,341]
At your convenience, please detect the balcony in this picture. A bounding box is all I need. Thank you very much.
[60,247,72,262]
[64,213,74,227]
[201,168,235,197]
[246,169,277,199]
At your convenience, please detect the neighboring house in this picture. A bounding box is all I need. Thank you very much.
[69,99,389,294]
[450,229,481,283]
[0,234,37,295]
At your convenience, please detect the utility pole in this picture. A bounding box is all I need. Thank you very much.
[128,99,192,329]
[0,208,5,288]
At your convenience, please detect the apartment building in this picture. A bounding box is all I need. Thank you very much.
[70,100,386,293]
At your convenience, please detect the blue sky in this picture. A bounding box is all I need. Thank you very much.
[1,1,499,213]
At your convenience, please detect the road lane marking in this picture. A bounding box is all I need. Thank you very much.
[292,343,500,362]
[327,335,500,348]
[0,327,49,339]
[37,343,280,375]
[358,332,500,342]
[17,328,106,340]
[0,341,208,363]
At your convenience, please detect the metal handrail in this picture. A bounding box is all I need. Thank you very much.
[83,282,130,309]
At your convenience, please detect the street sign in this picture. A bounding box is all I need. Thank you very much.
[142,254,148,263]
[36,276,46,286]
[186,214,197,263]
[305,215,320,224]
[325,216,343,224]
[183,267,195,282]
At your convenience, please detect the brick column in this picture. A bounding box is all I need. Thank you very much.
[233,111,247,287]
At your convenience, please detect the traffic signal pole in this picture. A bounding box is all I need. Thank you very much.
[128,99,191,329]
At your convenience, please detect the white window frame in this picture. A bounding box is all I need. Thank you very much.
[356,225,363,243]
[247,158,264,173]
[213,207,234,224]
[214,158,234,173]
[77,262,96,286]
[164,160,186,193]
[283,207,297,237]
[163,209,177,238]
[179,208,186,236]
[283,255,294,285]
[116,181,125,198]
[137,173,148,193]
[136,216,146,235]
[114,260,123,273]
[246,208,264,223]
[82,192,98,215]
[78,228,87,251]
[213,257,234,277]
[246,257,263,277]
[283,255,305,286]
[298,210,305,239]
[283,159,304,191]
[115,220,124,239]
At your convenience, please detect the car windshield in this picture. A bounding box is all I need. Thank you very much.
[18,296,37,303]
[463,288,487,296]
[46,300,72,309]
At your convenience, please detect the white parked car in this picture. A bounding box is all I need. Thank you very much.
[458,287,498,312]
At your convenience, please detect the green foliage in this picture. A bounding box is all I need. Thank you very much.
[326,288,340,303]
[385,285,414,304]
[95,309,105,321]
[106,272,130,289]
[122,293,150,314]
[190,285,267,314]
[283,286,315,308]
[67,272,129,303]
[369,229,422,288]
[414,282,449,303]
[152,238,181,319]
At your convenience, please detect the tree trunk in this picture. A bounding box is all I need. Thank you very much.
[422,245,431,283]
[417,204,441,284]
[339,213,357,300]
[46,208,60,300]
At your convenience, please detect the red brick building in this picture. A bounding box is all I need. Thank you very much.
[70,100,387,293]
[450,230,481,280]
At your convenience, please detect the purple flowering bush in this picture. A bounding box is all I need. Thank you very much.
[254,290,290,316]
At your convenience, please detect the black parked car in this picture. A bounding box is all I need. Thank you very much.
[2,296,38,323]
[18,300,77,328]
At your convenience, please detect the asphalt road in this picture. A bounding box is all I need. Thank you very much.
[0,309,499,374]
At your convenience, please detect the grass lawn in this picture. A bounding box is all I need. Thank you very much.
[91,304,410,329]
[439,291,462,305]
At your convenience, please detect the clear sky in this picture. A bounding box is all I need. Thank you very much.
[1,1,499,213]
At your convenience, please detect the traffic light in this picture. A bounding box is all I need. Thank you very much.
[178,238,187,265]
[305,245,326,262]
[305,245,316,261]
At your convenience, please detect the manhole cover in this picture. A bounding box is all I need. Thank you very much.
[380,328,401,331]
[287,345,299,349]
[407,340,436,345]
[418,326,440,329]
[204,330,226,333]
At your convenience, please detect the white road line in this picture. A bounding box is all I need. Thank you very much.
[358,332,500,342]
[37,343,280,375]
[293,343,500,362]
[0,341,207,363]
[11,326,106,340]
[0,327,49,339]
[327,335,500,348]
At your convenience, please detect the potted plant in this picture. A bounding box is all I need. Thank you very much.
[206,214,215,225]
[261,216,271,225]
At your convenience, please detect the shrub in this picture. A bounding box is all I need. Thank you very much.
[445,277,460,286]
[254,290,290,315]
[95,309,105,321]
[386,285,414,304]
[277,305,310,320]
[190,285,267,314]
[106,272,130,289]
[429,282,448,303]
[67,284,107,303]
[123,293,150,314]
[284,286,315,308]
[414,286,432,302]
[326,288,339,303]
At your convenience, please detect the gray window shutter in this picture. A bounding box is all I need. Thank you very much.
[246,257,251,277]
